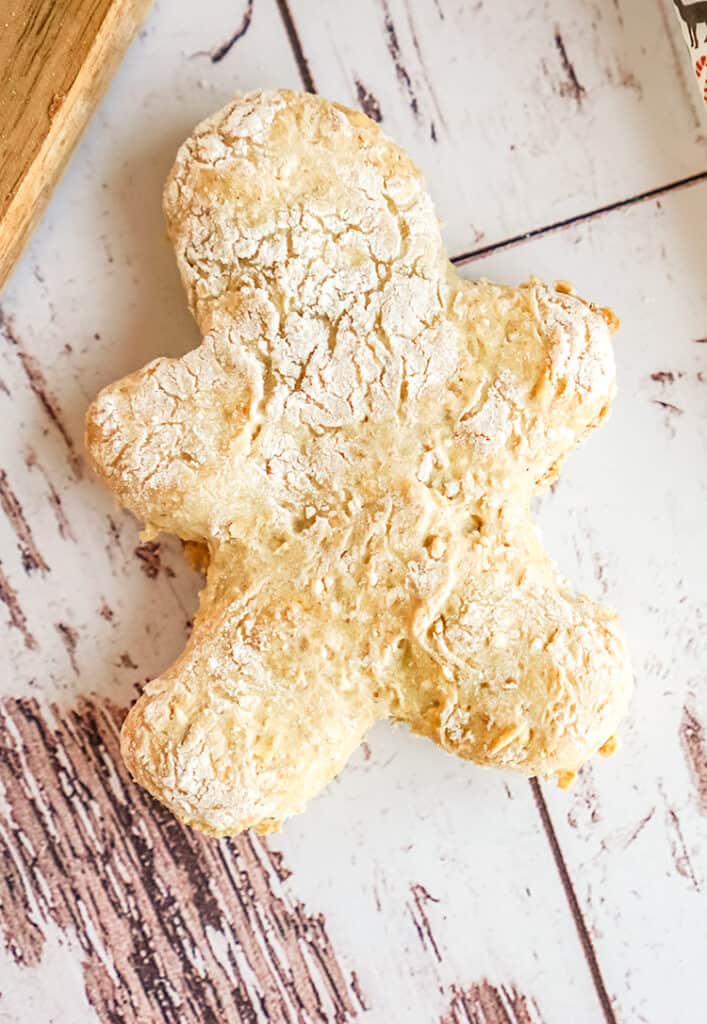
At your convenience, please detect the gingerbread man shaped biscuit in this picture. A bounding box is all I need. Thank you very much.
[86,90,632,837]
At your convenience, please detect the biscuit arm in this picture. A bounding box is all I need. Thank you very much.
[120,573,380,836]
[85,333,262,540]
[447,278,619,495]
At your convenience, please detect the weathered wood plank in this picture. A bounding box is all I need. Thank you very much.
[0,0,152,291]
[270,724,612,1023]
[289,0,707,254]
[0,698,364,1023]
[0,691,612,1023]
[467,178,707,1024]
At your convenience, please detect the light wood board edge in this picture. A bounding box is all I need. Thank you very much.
[0,0,152,292]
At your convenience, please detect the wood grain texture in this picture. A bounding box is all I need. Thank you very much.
[0,697,361,1023]
[469,178,707,1024]
[0,0,151,291]
[288,0,707,255]
[1,0,706,1021]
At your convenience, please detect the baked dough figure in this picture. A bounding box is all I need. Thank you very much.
[86,91,632,836]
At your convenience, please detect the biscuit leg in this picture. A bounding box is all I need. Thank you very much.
[120,585,380,836]
[409,536,632,780]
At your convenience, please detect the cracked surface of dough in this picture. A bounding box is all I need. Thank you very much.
[86,90,632,837]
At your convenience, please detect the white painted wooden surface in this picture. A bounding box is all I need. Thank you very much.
[476,182,707,1024]
[293,0,707,254]
[0,1,705,1022]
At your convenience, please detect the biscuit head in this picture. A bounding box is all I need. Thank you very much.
[86,90,632,836]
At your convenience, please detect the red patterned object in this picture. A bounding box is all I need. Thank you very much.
[673,1,707,104]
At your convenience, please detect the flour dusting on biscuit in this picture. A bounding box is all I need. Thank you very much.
[86,90,632,837]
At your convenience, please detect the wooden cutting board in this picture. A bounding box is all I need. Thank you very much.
[0,0,152,291]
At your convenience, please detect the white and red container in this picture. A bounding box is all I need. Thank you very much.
[672,1,707,106]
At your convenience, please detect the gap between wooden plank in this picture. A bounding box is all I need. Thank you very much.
[275,3,707,269]
[530,779,618,1024]
[274,0,317,93]
[274,4,707,270]
[452,169,707,265]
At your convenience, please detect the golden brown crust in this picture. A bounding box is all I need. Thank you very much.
[86,90,632,837]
